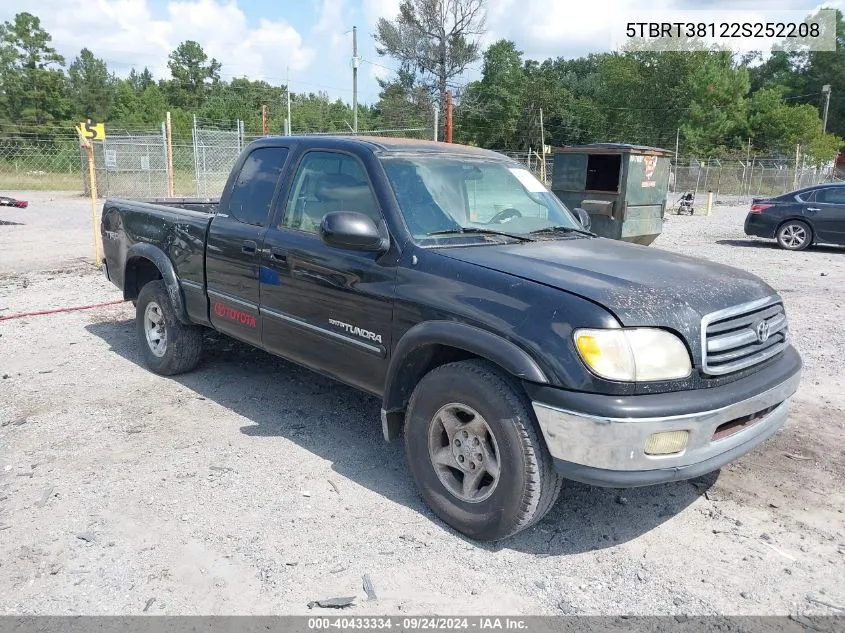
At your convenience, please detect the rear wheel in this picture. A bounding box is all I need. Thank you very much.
[136,280,203,375]
[776,220,812,251]
[404,360,562,541]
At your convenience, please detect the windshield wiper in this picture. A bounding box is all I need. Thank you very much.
[528,225,595,238]
[427,227,535,242]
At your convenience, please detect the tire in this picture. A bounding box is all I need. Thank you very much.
[404,359,563,541]
[135,280,203,375]
[776,220,812,251]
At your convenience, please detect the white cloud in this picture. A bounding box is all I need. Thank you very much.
[314,0,349,49]
[362,0,400,26]
[0,0,315,83]
[167,0,314,80]
[487,0,845,60]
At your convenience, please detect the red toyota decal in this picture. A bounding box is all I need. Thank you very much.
[214,302,256,328]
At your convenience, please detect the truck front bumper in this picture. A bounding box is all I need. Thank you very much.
[526,347,802,488]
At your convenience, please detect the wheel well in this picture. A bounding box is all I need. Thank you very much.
[124,257,163,300]
[381,343,521,441]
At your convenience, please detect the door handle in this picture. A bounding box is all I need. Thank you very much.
[269,247,287,262]
[242,240,258,254]
[806,207,820,212]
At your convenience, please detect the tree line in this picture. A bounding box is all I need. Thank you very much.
[447,38,842,163]
[0,12,388,142]
[1,6,843,165]
[375,1,843,163]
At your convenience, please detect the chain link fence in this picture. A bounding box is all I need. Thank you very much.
[1,122,434,198]
[2,122,837,205]
[191,118,244,197]
[0,134,81,191]
[669,158,835,205]
[82,128,170,198]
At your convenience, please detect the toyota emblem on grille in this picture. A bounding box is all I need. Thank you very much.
[756,319,771,343]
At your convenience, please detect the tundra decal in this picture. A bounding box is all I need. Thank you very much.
[329,318,383,344]
[214,302,256,328]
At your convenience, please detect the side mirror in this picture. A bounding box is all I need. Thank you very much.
[575,207,592,231]
[320,211,387,252]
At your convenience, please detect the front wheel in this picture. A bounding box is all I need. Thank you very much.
[776,220,812,251]
[136,280,203,375]
[404,360,563,541]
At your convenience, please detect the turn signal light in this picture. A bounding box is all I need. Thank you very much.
[644,431,689,456]
[750,204,773,214]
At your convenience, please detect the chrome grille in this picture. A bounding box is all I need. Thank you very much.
[701,296,788,376]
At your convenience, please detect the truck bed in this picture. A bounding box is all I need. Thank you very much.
[101,198,218,311]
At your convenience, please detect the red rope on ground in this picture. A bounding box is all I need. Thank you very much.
[0,299,128,322]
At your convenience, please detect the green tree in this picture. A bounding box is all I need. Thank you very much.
[109,80,140,125]
[792,10,845,138]
[459,40,525,147]
[128,67,154,93]
[0,12,69,126]
[373,67,433,130]
[167,40,221,108]
[741,10,845,139]
[374,0,487,111]
[678,52,750,156]
[748,87,841,163]
[68,48,114,121]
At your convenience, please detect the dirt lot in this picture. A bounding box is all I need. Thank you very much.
[1,192,844,616]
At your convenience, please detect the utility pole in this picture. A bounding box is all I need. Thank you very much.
[352,26,359,134]
[286,66,292,136]
[539,107,546,184]
[262,105,268,136]
[445,91,453,143]
[822,84,832,134]
[794,143,801,190]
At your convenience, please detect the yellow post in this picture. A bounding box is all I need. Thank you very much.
[706,191,714,217]
[77,124,102,268]
[87,144,101,267]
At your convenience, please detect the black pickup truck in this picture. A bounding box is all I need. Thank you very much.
[101,136,802,541]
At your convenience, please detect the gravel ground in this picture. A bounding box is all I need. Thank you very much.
[1,193,844,616]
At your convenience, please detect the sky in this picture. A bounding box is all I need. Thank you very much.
[0,0,841,106]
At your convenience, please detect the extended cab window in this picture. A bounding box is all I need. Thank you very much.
[228,147,289,227]
[282,151,380,233]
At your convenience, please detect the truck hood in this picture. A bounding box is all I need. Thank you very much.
[435,237,777,351]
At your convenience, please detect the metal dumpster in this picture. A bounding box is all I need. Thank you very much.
[551,143,672,245]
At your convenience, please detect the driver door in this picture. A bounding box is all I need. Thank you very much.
[258,150,397,394]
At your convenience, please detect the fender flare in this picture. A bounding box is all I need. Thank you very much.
[125,243,190,324]
[382,320,549,417]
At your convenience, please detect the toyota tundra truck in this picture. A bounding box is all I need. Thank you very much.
[100,136,802,541]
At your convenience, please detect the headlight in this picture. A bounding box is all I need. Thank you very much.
[574,328,692,382]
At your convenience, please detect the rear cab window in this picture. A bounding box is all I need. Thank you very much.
[227,146,290,227]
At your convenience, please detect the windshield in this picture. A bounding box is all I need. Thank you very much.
[379,154,580,244]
